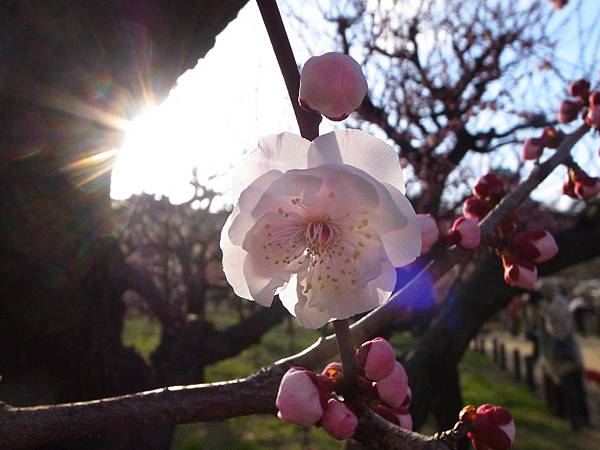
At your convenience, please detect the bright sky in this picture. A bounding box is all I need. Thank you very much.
[110,0,600,211]
[110,1,303,205]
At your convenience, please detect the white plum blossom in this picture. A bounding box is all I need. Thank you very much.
[220,129,420,328]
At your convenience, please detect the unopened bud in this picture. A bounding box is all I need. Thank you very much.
[557,99,581,123]
[502,254,537,290]
[416,214,440,254]
[321,399,358,440]
[299,52,368,121]
[468,404,516,450]
[449,217,481,250]
[356,337,396,381]
[463,197,492,222]
[521,138,543,161]
[473,173,505,202]
[568,79,590,98]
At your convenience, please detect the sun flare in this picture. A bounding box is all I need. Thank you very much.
[109,1,299,206]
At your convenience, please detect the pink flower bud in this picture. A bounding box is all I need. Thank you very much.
[531,231,559,262]
[276,367,326,426]
[557,99,581,123]
[449,217,481,250]
[321,399,358,440]
[374,361,409,409]
[371,402,413,430]
[322,362,344,385]
[568,79,589,98]
[521,138,543,160]
[512,230,558,264]
[502,255,537,290]
[538,127,563,149]
[395,410,413,430]
[571,169,600,200]
[468,404,516,450]
[463,197,492,222]
[549,0,568,9]
[473,173,505,202]
[299,52,368,121]
[590,91,600,106]
[585,105,600,129]
[400,387,412,409]
[356,337,396,381]
[416,214,439,254]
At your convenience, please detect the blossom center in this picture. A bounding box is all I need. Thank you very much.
[305,219,338,253]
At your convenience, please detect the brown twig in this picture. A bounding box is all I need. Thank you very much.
[332,319,359,391]
[256,0,321,140]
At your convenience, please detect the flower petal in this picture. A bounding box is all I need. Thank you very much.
[380,183,421,266]
[242,211,307,306]
[232,132,310,203]
[279,275,332,329]
[228,169,284,245]
[220,213,252,300]
[308,129,405,194]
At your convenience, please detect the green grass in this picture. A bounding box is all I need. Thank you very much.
[122,315,599,449]
[122,315,162,361]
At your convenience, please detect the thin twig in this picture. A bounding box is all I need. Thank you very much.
[332,319,359,391]
[256,0,321,140]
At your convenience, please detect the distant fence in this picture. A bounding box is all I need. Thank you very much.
[471,335,594,430]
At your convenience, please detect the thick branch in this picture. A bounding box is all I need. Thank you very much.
[206,300,288,365]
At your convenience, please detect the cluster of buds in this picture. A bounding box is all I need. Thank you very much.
[276,337,412,439]
[462,173,558,289]
[522,79,600,201]
[415,213,480,255]
[521,126,564,160]
[555,78,600,129]
[299,52,368,121]
[563,167,600,200]
[459,404,516,450]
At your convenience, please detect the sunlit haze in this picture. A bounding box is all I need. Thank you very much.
[110,2,301,205]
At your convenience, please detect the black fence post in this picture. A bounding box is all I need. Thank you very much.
[513,349,521,381]
[499,343,506,370]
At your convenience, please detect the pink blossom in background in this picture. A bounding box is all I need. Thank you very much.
[473,173,505,202]
[557,99,581,123]
[502,255,537,290]
[568,79,590,98]
[299,52,368,121]
[511,230,558,264]
[449,217,481,250]
[521,138,543,160]
[415,214,439,254]
[463,197,492,222]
